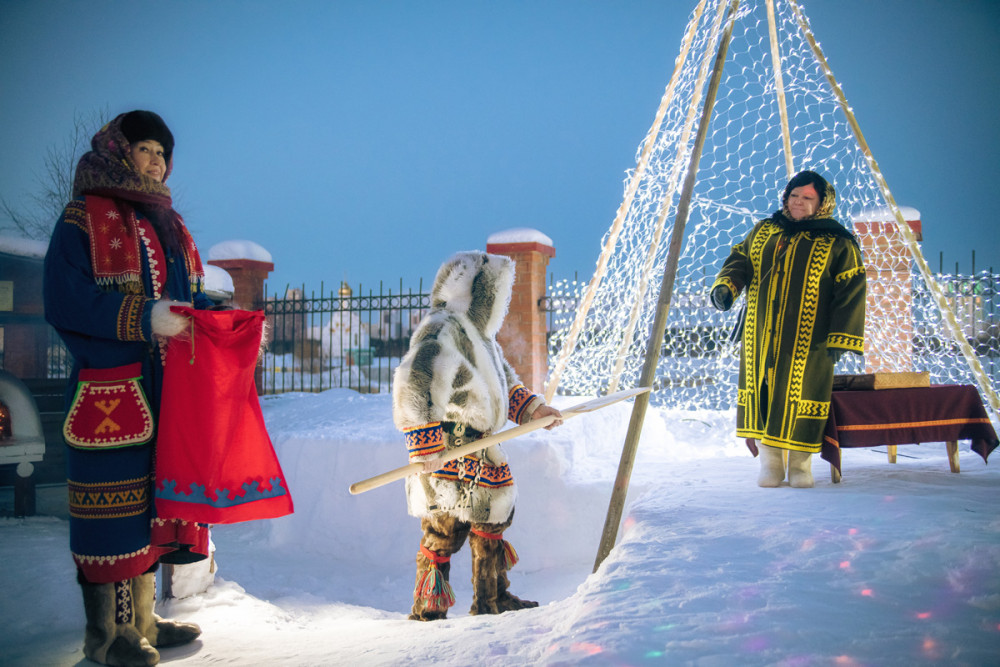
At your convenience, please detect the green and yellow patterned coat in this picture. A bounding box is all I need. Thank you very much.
[712,209,866,453]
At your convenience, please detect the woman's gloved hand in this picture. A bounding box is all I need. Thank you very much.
[827,348,844,364]
[151,300,191,338]
[710,285,733,311]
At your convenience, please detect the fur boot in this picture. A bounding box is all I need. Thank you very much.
[757,442,786,487]
[409,515,468,621]
[469,522,536,615]
[469,529,501,615]
[80,579,160,667]
[788,450,815,488]
[132,573,202,648]
[496,567,539,612]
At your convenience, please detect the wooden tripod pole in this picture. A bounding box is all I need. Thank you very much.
[606,0,730,395]
[593,0,742,573]
[766,0,795,178]
[788,0,1000,424]
[543,0,709,404]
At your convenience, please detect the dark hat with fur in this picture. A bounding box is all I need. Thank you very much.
[120,110,174,163]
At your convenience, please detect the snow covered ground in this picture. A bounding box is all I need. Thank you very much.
[2,389,998,666]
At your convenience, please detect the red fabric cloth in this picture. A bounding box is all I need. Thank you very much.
[155,306,293,523]
[821,384,998,473]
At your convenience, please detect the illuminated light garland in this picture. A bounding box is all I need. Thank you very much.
[547,0,998,418]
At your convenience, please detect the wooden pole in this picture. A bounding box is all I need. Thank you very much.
[766,0,795,178]
[606,0,732,395]
[593,0,742,573]
[544,0,709,403]
[788,0,1000,423]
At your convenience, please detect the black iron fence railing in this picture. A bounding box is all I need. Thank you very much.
[261,280,430,395]
[34,270,999,395]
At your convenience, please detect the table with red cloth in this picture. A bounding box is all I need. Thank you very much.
[821,384,999,483]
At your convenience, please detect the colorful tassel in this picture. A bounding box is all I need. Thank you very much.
[501,539,519,570]
[470,528,519,570]
[416,546,456,611]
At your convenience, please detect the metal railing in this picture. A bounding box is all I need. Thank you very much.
[260,280,430,395]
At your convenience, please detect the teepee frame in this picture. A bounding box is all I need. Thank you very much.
[586,0,1000,571]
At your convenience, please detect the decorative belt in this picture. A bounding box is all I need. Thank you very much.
[441,422,489,447]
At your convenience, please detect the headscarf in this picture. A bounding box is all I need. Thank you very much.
[72,111,191,259]
[771,170,857,246]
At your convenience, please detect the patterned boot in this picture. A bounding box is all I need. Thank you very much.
[757,442,786,487]
[80,578,160,666]
[132,572,202,648]
[787,450,815,488]
[409,514,467,621]
[409,547,456,621]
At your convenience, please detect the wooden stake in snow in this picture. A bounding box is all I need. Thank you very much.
[348,387,651,496]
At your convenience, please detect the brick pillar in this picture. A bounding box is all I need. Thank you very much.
[486,233,555,394]
[206,258,274,394]
[853,211,922,373]
[205,258,274,312]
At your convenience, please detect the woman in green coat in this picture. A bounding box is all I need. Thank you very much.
[711,171,866,487]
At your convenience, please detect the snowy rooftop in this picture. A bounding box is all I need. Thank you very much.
[0,235,48,259]
[208,240,273,263]
[487,227,554,247]
[852,205,921,223]
[203,264,235,295]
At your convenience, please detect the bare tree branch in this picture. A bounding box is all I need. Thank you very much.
[0,107,109,240]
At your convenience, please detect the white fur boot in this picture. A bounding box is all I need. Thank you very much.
[787,450,814,488]
[757,442,785,487]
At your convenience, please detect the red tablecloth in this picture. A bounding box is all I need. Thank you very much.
[821,384,998,473]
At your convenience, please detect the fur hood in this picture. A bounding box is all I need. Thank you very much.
[429,251,515,339]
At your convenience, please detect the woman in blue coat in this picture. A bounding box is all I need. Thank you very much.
[45,110,210,666]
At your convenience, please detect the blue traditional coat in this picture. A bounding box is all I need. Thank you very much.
[44,195,212,583]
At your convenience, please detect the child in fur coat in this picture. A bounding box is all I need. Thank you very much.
[392,251,562,620]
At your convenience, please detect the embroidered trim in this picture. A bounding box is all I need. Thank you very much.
[68,475,150,520]
[405,422,445,459]
[64,199,88,231]
[508,385,536,424]
[72,544,154,568]
[827,333,864,352]
[834,264,866,283]
[431,455,514,488]
[136,220,164,300]
[796,399,830,419]
[156,476,290,508]
[116,294,148,342]
[85,196,144,293]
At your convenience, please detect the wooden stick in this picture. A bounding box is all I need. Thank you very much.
[348,387,651,495]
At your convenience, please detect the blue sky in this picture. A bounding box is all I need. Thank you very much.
[2,0,998,294]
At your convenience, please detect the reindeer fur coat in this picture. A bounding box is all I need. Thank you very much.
[392,252,542,524]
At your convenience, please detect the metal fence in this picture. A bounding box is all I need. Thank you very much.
[260,281,430,395]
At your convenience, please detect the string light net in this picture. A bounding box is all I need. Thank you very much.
[547,0,999,419]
